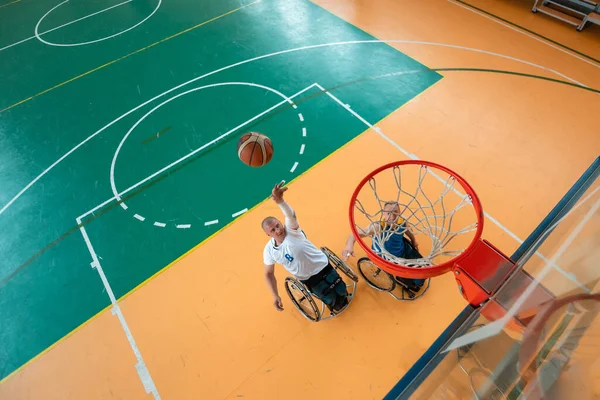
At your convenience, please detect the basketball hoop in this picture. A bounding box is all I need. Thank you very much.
[349,160,485,279]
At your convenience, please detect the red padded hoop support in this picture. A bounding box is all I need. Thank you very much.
[349,160,484,279]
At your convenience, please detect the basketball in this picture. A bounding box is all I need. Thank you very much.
[237,132,273,167]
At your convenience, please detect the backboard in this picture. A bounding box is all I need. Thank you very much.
[385,156,600,400]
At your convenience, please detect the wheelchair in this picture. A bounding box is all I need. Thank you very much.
[284,247,358,322]
[357,257,430,301]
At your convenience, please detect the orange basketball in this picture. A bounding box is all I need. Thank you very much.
[237,132,273,167]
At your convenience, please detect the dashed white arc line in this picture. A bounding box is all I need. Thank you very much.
[153,222,166,227]
[232,209,248,217]
[114,83,311,230]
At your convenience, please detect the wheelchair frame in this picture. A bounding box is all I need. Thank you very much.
[284,247,358,322]
[357,257,430,301]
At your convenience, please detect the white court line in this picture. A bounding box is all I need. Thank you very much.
[302,127,307,137]
[204,220,218,226]
[153,221,166,227]
[79,84,318,220]
[290,162,299,173]
[300,144,305,155]
[315,82,590,292]
[76,221,160,399]
[176,224,191,229]
[444,189,600,351]
[133,214,145,221]
[1,39,587,218]
[298,113,304,122]
[35,0,161,47]
[110,82,307,205]
[232,208,248,217]
[0,0,133,52]
[447,0,600,71]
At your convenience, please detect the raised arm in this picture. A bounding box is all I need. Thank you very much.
[342,223,379,260]
[271,182,299,230]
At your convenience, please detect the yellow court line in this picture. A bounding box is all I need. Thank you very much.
[0,0,261,114]
[0,123,367,386]
[0,78,438,386]
[0,303,113,385]
[0,0,20,9]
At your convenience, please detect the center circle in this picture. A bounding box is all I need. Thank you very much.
[35,0,162,47]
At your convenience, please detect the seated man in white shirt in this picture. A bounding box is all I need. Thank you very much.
[262,182,349,313]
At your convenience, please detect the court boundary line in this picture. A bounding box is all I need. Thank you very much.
[75,221,161,399]
[448,0,600,69]
[314,83,589,292]
[0,40,584,216]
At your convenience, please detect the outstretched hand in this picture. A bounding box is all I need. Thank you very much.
[271,181,287,204]
[273,296,284,311]
[342,247,354,261]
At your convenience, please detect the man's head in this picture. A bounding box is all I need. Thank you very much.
[262,216,286,243]
[382,201,401,225]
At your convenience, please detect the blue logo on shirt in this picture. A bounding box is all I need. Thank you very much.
[285,254,294,262]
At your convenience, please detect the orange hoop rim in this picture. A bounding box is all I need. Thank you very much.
[349,160,484,279]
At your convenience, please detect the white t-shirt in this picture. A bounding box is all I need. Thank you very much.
[263,225,329,280]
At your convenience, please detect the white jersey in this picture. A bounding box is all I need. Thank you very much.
[263,225,329,280]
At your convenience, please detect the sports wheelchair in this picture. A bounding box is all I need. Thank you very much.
[357,257,430,301]
[284,247,358,322]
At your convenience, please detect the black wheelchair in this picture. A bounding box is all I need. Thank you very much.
[357,257,430,301]
[284,247,358,322]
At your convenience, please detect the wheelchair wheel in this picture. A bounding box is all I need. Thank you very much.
[284,277,321,322]
[357,257,395,292]
[321,246,359,282]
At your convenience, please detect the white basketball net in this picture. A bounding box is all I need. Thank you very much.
[354,165,479,267]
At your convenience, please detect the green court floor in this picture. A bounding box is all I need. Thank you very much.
[0,0,440,379]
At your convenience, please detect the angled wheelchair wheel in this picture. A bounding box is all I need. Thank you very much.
[357,257,395,292]
[321,246,359,282]
[284,277,321,322]
[390,276,431,301]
